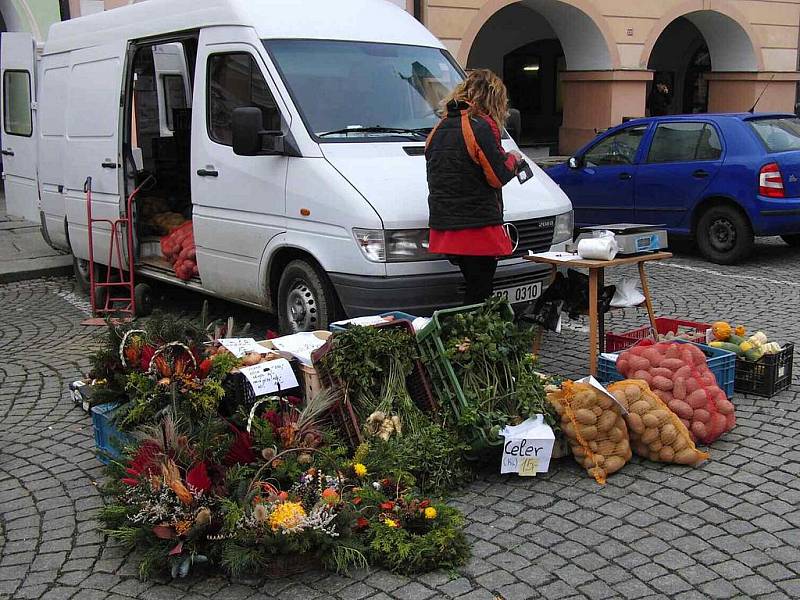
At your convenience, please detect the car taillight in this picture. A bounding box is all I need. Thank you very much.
[759,163,785,198]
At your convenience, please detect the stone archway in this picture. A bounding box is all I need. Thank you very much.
[461,0,639,154]
[0,0,44,40]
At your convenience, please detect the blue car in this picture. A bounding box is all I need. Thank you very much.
[547,113,800,264]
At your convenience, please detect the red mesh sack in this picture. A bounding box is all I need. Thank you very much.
[616,340,735,444]
[160,221,196,280]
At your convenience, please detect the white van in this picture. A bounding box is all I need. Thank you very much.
[0,0,573,332]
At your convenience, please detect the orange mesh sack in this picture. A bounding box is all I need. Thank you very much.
[547,381,632,485]
[608,380,709,466]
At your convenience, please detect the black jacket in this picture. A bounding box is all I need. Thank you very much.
[425,101,518,230]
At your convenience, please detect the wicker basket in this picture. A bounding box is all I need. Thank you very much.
[263,553,318,579]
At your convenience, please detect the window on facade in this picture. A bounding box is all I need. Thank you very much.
[207,53,280,146]
[3,70,32,137]
[647,122,721,163]
[584,125,647,167]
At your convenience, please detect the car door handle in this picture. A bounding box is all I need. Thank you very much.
[1,149,14,156]
[619,172,632,180]
[197,168,219,177]
[101,161,118,169]
[693,169,709,178]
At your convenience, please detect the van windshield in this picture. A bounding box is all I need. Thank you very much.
[264,40,463,141]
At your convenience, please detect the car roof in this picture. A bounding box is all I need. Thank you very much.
[619,112,796,128]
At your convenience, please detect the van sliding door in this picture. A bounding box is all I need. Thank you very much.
[0,33,39,222]
[64,41,127,267]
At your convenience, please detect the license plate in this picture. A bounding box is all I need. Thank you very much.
[493,281,542,304]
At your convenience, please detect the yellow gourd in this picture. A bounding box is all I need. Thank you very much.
[712,321,732,341]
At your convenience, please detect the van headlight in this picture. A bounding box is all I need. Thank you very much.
[552,211,574,245]
[353,228,440,262]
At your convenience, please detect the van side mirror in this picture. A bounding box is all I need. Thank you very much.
[568,156,580,169]
[507,108,522,144]
[232,107,284,156]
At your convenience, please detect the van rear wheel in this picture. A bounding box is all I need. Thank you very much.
[277,259,337,334]
[73,256,96,293]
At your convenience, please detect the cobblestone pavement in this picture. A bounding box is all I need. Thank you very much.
[1,240,799,600]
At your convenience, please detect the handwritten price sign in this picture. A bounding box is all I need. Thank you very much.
[239,359,299,396]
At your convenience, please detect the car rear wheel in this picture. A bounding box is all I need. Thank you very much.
[696,205,753,265]
[277,259,338,334]
[781,234,800,247]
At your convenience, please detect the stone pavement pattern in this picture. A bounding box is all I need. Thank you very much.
[1,240,800,600]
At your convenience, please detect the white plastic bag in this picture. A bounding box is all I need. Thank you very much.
[610,278,645,308]
[577,230,618,260]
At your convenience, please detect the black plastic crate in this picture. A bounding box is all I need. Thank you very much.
[734,343,794,397]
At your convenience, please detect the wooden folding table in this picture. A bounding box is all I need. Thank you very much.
[523,251,673,376]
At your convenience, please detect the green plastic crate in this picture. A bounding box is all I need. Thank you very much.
[416,302,516,451]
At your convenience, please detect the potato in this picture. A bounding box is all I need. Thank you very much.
[641,427,659,444]
[612,390,629,409]
[592,454,606,466]
[668,399,693,420]
[686,389,708,409]
[673,378,687,400]
[642,413,660,429]
[574,390,595,406]
[626,413,645,435]
[625,384,643,401]
[660,423,678,445]
[597,439,617,456]
[650,375,673,392]
[652,409,671,425]
[563,421,576,438]
[628,356,651,372]
[691,421,707,441]
[575,408,597,426]
[658,446,675,462]
[572,444,586,457]
[693,408,711,423]
[649,439,663,453]
[608,425,626,442]
[716,398,735,415]
[671,433,688,452]
[581,425,599,441]
[641,347,664,367]
[597,411,617,432]
[651,367,674,379]
[604,456,626,474]
[661,358,685,371]
[630,400,650,415]
[589,441,599,452]
[631,370,653,385]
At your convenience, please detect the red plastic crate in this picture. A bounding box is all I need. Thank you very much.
[606,318,711,353]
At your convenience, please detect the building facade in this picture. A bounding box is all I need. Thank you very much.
[60,0,800,154]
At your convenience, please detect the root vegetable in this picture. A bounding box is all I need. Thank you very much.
[626,413,645,435]
[630,400,650,415]
[693,409,711,423]
[597,411,617,432]
[652,375,674,391]
[668,399,693,419]
[575,409,597,426]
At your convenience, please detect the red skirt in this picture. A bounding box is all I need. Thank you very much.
[429,225,513,257]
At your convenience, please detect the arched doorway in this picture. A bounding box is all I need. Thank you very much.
[645,9,761,116]
[464,0,616,154]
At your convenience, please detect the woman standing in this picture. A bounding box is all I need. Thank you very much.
[425,69,523,305]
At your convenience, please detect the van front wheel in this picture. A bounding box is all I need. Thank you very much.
[277,259,337,334]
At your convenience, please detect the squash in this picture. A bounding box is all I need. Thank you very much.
[709,341,744,356]
[712,321,732,341]
[734,325,746,337]
[727,334,745,346]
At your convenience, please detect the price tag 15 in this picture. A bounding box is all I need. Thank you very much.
[519,458,539,477]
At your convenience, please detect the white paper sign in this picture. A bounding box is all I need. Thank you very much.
[528,250,582,262]
[270,332,328,366]
[331,316,388,328]
[576,375,628,415]
[219,338,268,358]
[239,358,299,396]
[500,415,555,475]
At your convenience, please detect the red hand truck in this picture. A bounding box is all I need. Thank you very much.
[82,175,155,325]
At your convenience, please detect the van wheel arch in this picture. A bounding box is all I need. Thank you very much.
[693,196,754,264]
[268,249,342,333]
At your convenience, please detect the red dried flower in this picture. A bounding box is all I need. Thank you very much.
[186,462,212,493]
[379,501,395,511]
[197,358,214,379]
[355,517,369,530]
[224,424,256,465]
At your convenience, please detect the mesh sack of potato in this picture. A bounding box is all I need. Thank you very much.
[607,380,709,466]
[615,340,735,444]
[547,381,632,485]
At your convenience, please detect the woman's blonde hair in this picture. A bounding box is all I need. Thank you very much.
[443,69,509,129]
